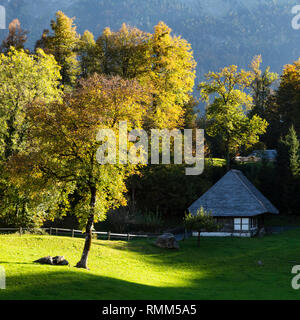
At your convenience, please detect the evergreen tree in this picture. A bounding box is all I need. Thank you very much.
[281,126,300,178]
[277,126,300,214]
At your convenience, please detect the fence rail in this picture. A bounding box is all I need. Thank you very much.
[0,227,157,241]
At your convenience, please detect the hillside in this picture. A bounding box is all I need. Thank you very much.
[0,0,299,85]
[0,231,299,299]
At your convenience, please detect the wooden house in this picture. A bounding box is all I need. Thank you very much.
[188,169,279,237]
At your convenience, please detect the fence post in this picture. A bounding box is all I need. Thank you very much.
[72,229,74,238]
[56,228,58,236]
[49,227,52,235]
[108,231,111,240]
[19,227,22,236]
[127,233,130,241]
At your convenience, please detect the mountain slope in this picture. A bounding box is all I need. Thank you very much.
[0,0,299,85]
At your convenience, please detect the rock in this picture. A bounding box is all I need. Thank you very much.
[34,256,53,265]
[34,255,69,266]
[257,260,263,265]
[155,233,179,249]
[53,256,69,266]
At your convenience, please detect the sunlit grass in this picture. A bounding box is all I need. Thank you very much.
[0,231,300,299]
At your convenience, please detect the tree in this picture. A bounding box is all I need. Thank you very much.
[35,11,80,87]
[278,126,300,178]
[94,22,196,129]
[0,48,62,160]
[13,74,150,269]
[249,55,278,119]
[0,47,62,227]
[277,126,300,214]
[199,65,268,170]
[184,208,218,246]
[147,21,196,129]
[0,19,28,53]
[276,58,300,138]
[95,23,151,79]
[77,30,98,78]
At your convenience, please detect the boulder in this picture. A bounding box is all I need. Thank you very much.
[155,233,179,249]
[34,255,69,266]
[53,256,69,266]
[34,256,53,265]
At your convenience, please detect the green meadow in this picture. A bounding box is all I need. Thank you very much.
[0,231,299,300]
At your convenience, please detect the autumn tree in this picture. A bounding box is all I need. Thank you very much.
[78,30,98,78]
[0,19,28,53]
[276,58,300,137]
[35,11,80,87]
[249,55,278,119]
[147,22,196,129]
[93,22,196,129]
[199,65,268,170]
[95,24,151,79]
[0,47,62,227]
[14,74,150,269]
[261,58,300,147]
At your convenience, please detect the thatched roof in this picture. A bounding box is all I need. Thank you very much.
[188,169,279,217]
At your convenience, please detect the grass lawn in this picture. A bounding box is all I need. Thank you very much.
[0,231,300,300]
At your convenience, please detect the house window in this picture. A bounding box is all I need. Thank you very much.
[234,218,249,231]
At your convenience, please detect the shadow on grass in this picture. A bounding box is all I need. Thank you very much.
[1,269,207,300]
[0,261,37,265]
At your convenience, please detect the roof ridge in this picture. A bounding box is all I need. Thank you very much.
[232,170,268,212]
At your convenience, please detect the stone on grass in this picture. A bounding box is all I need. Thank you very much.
[34,255,69,266]
[34,256,53,265]
[53,256,69,266]
[155,233,179,249]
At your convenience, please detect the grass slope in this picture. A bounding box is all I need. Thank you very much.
[0,231,300,300]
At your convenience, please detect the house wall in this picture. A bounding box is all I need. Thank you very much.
[192,231,253,238]
[191,215,265,237]
[212,216,261,236]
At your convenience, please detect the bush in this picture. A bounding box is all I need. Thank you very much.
[23,228,48,235]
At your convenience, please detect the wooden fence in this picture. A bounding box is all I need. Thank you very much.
[0,227,156,241]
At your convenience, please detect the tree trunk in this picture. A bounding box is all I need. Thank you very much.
[75,185,96,269]
[226,148,230,172]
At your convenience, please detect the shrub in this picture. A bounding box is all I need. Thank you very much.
[184,208,219,246]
